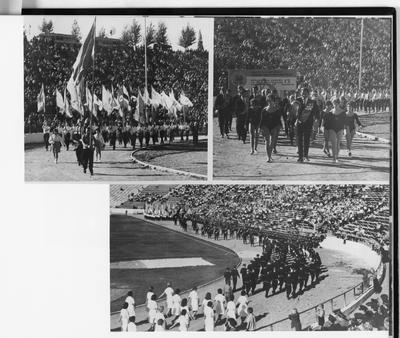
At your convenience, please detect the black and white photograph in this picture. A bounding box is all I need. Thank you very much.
[24,15,211,181]
[0,6,397,338]
[109,184,391,332]
[213,16,393,181]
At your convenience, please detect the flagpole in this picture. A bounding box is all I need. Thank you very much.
[144,16,148,94]
[90,16,96,149]
[358,18,364,91]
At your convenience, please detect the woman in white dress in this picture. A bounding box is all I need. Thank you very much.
[119,302,129,332]
[171,288,182,322]
[202,292,212,315]
[204,301,215,331]
[125,291,135,317]
[158,282,174,317]
[236,290,249,325]
[226,294,236,320]
[188,286,199,319]
[170,309,189,331]
[146,286,154,310]
[127,316,136,332]
[214,288,226,325]
[181,298,193,322]
[148,294,158,329]
[49,128,63,163]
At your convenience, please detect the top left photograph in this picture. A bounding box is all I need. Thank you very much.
[24,15,211,182]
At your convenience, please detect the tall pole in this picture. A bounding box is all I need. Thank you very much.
[144,16,148,93]
[358,18,364,91]
[89,16,96,148]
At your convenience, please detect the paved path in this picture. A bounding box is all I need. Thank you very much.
[110,216,368,331]
[25,142,205,182]
[213,118,390,181]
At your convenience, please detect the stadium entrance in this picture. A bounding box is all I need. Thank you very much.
[228,69,297,97]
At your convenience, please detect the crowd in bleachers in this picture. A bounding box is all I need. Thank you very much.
[24,31,208,134]
[134,184,390,331]
[214,17,391,93]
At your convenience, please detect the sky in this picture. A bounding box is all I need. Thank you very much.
[24,16,213,51]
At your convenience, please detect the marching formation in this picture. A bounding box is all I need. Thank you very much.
[122,184,390,331]
[215,85,389,163]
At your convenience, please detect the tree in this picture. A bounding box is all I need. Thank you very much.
[155,22,168,45]
[178,24,196,50]
[98,27,106,38]
[39,18,54,34]
[197,30,204,51]
[145,22,156,45]
[71,19,81,41]
[120,19,141,48]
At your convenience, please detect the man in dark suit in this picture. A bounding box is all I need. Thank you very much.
[214,86,230,138]
[231,266,240,291]
[295,87,319,162]
[81,127,94,176]
[234,86,248,143]
[248,86,265,154]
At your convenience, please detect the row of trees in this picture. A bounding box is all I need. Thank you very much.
[37,18,204,51]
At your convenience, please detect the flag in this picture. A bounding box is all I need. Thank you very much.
[63,88,73,118]
[85,84,94,115]
[161,91,173,109]
[169,89,182,111]
[111,85,120,112]
[94,93,103,113]
[179,91,193,107]
[37,84,45,112]
[136,88,146,123]
[56,88,64,112]
[151,86,163,108]
[68,19,95,86]
[67,77,85,115]
[102,85,112,115]
[118,85,131,111]
[143,87,150,105]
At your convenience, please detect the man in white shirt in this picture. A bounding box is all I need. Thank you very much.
[158,282,174,317]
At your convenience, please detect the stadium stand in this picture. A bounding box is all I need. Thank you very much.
[214,17,391,94]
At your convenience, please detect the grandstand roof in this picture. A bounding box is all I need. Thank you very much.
[39,32,80,45]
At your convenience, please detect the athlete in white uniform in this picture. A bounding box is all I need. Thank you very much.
[158,282,174,317]
[188,286,199,318]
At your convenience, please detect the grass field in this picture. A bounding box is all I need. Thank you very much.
[110,215,240,312]
[358,111,391,140]
[134,140,208,175]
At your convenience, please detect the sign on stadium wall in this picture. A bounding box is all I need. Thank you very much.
[228,69,297,97]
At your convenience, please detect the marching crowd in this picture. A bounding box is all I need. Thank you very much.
[24,30,208,141]
[214,16,391,164]
[41,115,202,175]
[124,184,389,331]
[214,85,390,163]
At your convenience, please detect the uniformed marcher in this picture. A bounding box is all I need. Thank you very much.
[231,266,240,291]
[295,87,319,162]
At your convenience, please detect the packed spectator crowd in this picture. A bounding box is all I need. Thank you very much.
[24,31,208,134]
[122,184,390,331]
[214,17,391,93]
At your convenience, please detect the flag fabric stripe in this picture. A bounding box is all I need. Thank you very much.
[37,84,45,112]
[70,21,96,85]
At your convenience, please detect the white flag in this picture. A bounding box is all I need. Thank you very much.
[63,88,73,118]
[102,85,112,114]
[56,88,64,112]
[179,91,194,107]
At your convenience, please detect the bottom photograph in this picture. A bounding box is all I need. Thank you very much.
[109,184,391,332]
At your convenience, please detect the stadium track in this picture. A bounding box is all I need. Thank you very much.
[110,215,381,331]
[213,117,390,181]
[110,215,241,312]
[25,138,206,181]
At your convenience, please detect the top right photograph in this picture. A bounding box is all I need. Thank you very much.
[213,16,393,182]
